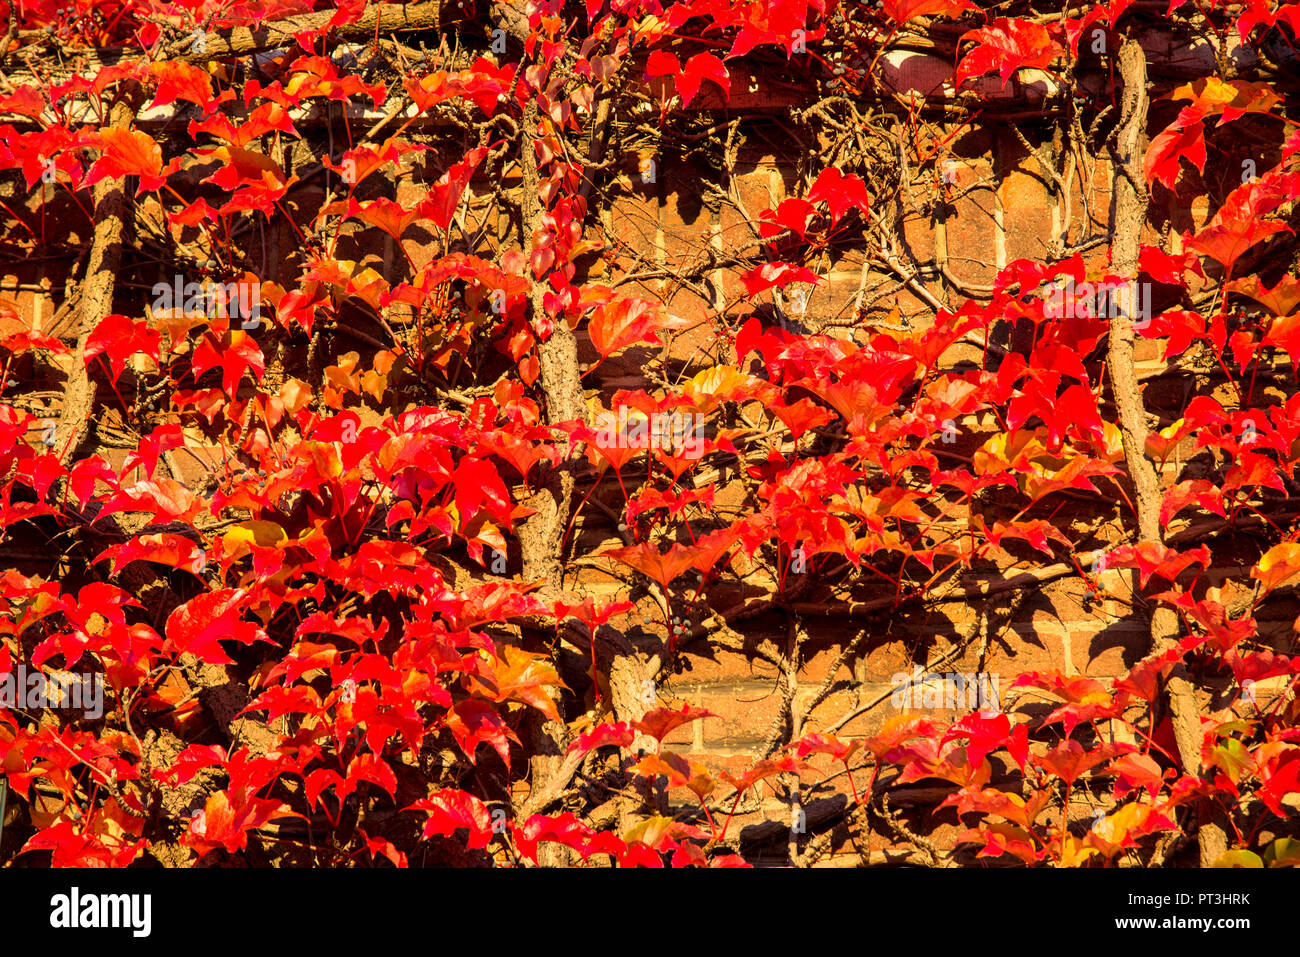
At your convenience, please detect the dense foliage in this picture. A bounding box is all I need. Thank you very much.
[1,0,1300,867]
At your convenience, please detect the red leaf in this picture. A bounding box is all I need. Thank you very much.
[806,167,871,224]
[84,314,161,381]
[192,330,265,397]
[954,19,1063,90]
[359,830,409,867]
[352,197,427,242]
[190,102,297,147]
[1138,244,1205,284]
[0,329,67,356]
[677,53,729,107]
[1105,542,1211,588]
[94,533,206,576]
[121,424,186,480]
[148,60,221,111]
[422,146,490,231]
[512,812,619,862]
[1159,479,1226,525]
[758,198,817,239]
[186,787,301,857]
[720,755,808,793]
[633,703,715,742]
[21,821,146,868]
[794,731,861,763]
[1033,739,1132,788]
[645,50,680,79]
[603,540,699,590]
[940,711,1012,769]
[551,598,635,632]
[407,789,493,848]
[444,698,518,769]
[619,842,665,867]
[1259,755,1300,817]
[1143,119,1206,189]
[1185,176,1299,276]
[1109,752,1167,800]
[740,263,821,297]
[881,0,975,22]
[588,297,664,359]
[1224,648,1300,688]
[84,127,167,192]
[345,752,397,798]
[567,721,636,755]
[165,588,269,664]
[100,478,199,525]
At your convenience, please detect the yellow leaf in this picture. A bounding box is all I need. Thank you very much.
[223,520,287,556]
[279,378,313,414]
[1057,833,1098,867]
[1211,848,1264,868]
[1253,543,1300,595]
[681,365,756,413]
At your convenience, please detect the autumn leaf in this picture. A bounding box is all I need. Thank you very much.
[632,752,715,802]
[603,540,699,590]
[512,812,601,863]
[22,820,147,868]
[1108,752,1168,800]
[1105,542,1212,588]
[1143,119,1206,189]
[1086,802,1177,857]
[588,297,665,360]
[633,703,715,742]
[1185,177,1297,276]
[165,588,270,665]
[720,755,808,793]
[940,711,1014,769]
[567,721,636,755]
[83,127,169,192]
[881,0,976,23]
[1168,76,1281,125]
[444,698,518,769]
[100,478,200,525]
[1253,542,1300,596]
[954,19,1063,90]
[740,262,821,297]
[1033,740,1134,788]
[677,53,729,106]
[84,314,162,381]
[794,731,862,764]
[1229,273,1300,315]
[185,787,301,857]
[352,197,427,242]
[423,146,490,230]
[191,330,266,397]
[806,167,871,223]
[469,644,566,721]
[94,533,207,576]
[148,60,222,111]
[121,424,186,480]
[407,789,494,848]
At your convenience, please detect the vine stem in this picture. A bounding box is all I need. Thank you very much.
[1108,36,1225,866]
